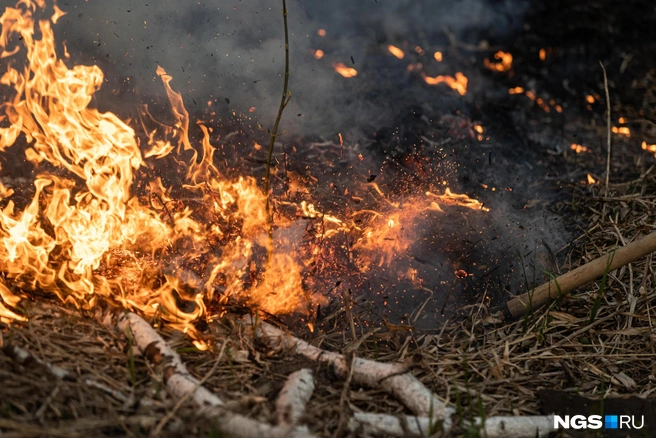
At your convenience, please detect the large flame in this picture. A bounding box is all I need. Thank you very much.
[0,2,489,335]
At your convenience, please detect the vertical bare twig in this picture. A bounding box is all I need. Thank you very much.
[600,61,611,197]
[264,0,291,255]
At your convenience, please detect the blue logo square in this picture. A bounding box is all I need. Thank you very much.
[605,415,618,429]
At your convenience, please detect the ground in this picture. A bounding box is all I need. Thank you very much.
[2,0,656,437]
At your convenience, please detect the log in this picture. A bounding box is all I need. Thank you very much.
[348,413,556,438]
[495,231,656,320]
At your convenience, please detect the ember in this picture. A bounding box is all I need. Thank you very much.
[333,62,357,78]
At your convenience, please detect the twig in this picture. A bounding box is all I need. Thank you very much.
[243,315,454,419]
[600,61,611,197]
[118,312,314,438]
[263,0,291,253]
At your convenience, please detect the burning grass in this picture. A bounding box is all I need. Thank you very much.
[2,0,656,436]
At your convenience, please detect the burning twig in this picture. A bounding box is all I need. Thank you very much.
[243,315,453,419]
[276,368,315,426]
[348,413,555,437]
[117,312,314,438]
[494,231,656,320]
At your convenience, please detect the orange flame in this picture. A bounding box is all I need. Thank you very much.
[642,141,656,157]
[612,126,630,137]
[422,72,468,95]
[0,1,316,332]
[433,51,443,62]
[570,144,589,153]
[333,62,357,78]
[484,51,512,72]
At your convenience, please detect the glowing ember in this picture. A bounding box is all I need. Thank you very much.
[388,45,404,59]
[612,126,631,137]
[333,62,357,78]
[484,51,512,72]
[539,48,546,61]
[422,72,468,96]
[317,28,326,37]
[474,124,484,141]
[508,86,524,94]
[642,141,656,157]
[586,95,595,104]
[313,49,324,59]
[570,144,589,153]
[587,174,597,185]
[433,51,443,62]
[414,46,425,56]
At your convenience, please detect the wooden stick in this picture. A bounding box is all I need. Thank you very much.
[276,368,315,426]
[243,315,454,420]
[118,312,314,438]
[495,231,656,320]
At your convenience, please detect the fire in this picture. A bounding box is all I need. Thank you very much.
[433,51,443,62]
[508,86,524,94]
[0,1,316,332]
[317,28,326,37]
[612,126,630,137]
[422,72,468,96]
[484,51,512,72]
[586,174,596,185]
[388,45,404,59]
[426,189,490,212]
[474,124,484,141]
[313,49,324,59]
[586,95,595,104]
[570,144,589,153]
[539,48,546,61]
[642,141,656,157]
[0,2,492,337]
[333,62,357,78]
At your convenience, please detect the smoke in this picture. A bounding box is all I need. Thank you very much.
[54,0,529,136]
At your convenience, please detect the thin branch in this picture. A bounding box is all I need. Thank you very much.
[264,0,291,252]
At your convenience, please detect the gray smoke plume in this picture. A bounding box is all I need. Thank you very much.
[54,0,529,136]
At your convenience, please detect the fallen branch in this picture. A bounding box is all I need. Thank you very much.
[348,412,556,438]
[117,312,314,438]
[243,315,454,420]
[276,368,315,426]
[494,231,656,320]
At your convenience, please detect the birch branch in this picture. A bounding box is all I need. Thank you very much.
[117,312,315,438]
[276,368,315,426]
[243,315,454,421]
[348,412,556,438]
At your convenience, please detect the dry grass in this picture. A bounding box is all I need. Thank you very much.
[2,163,656,436]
